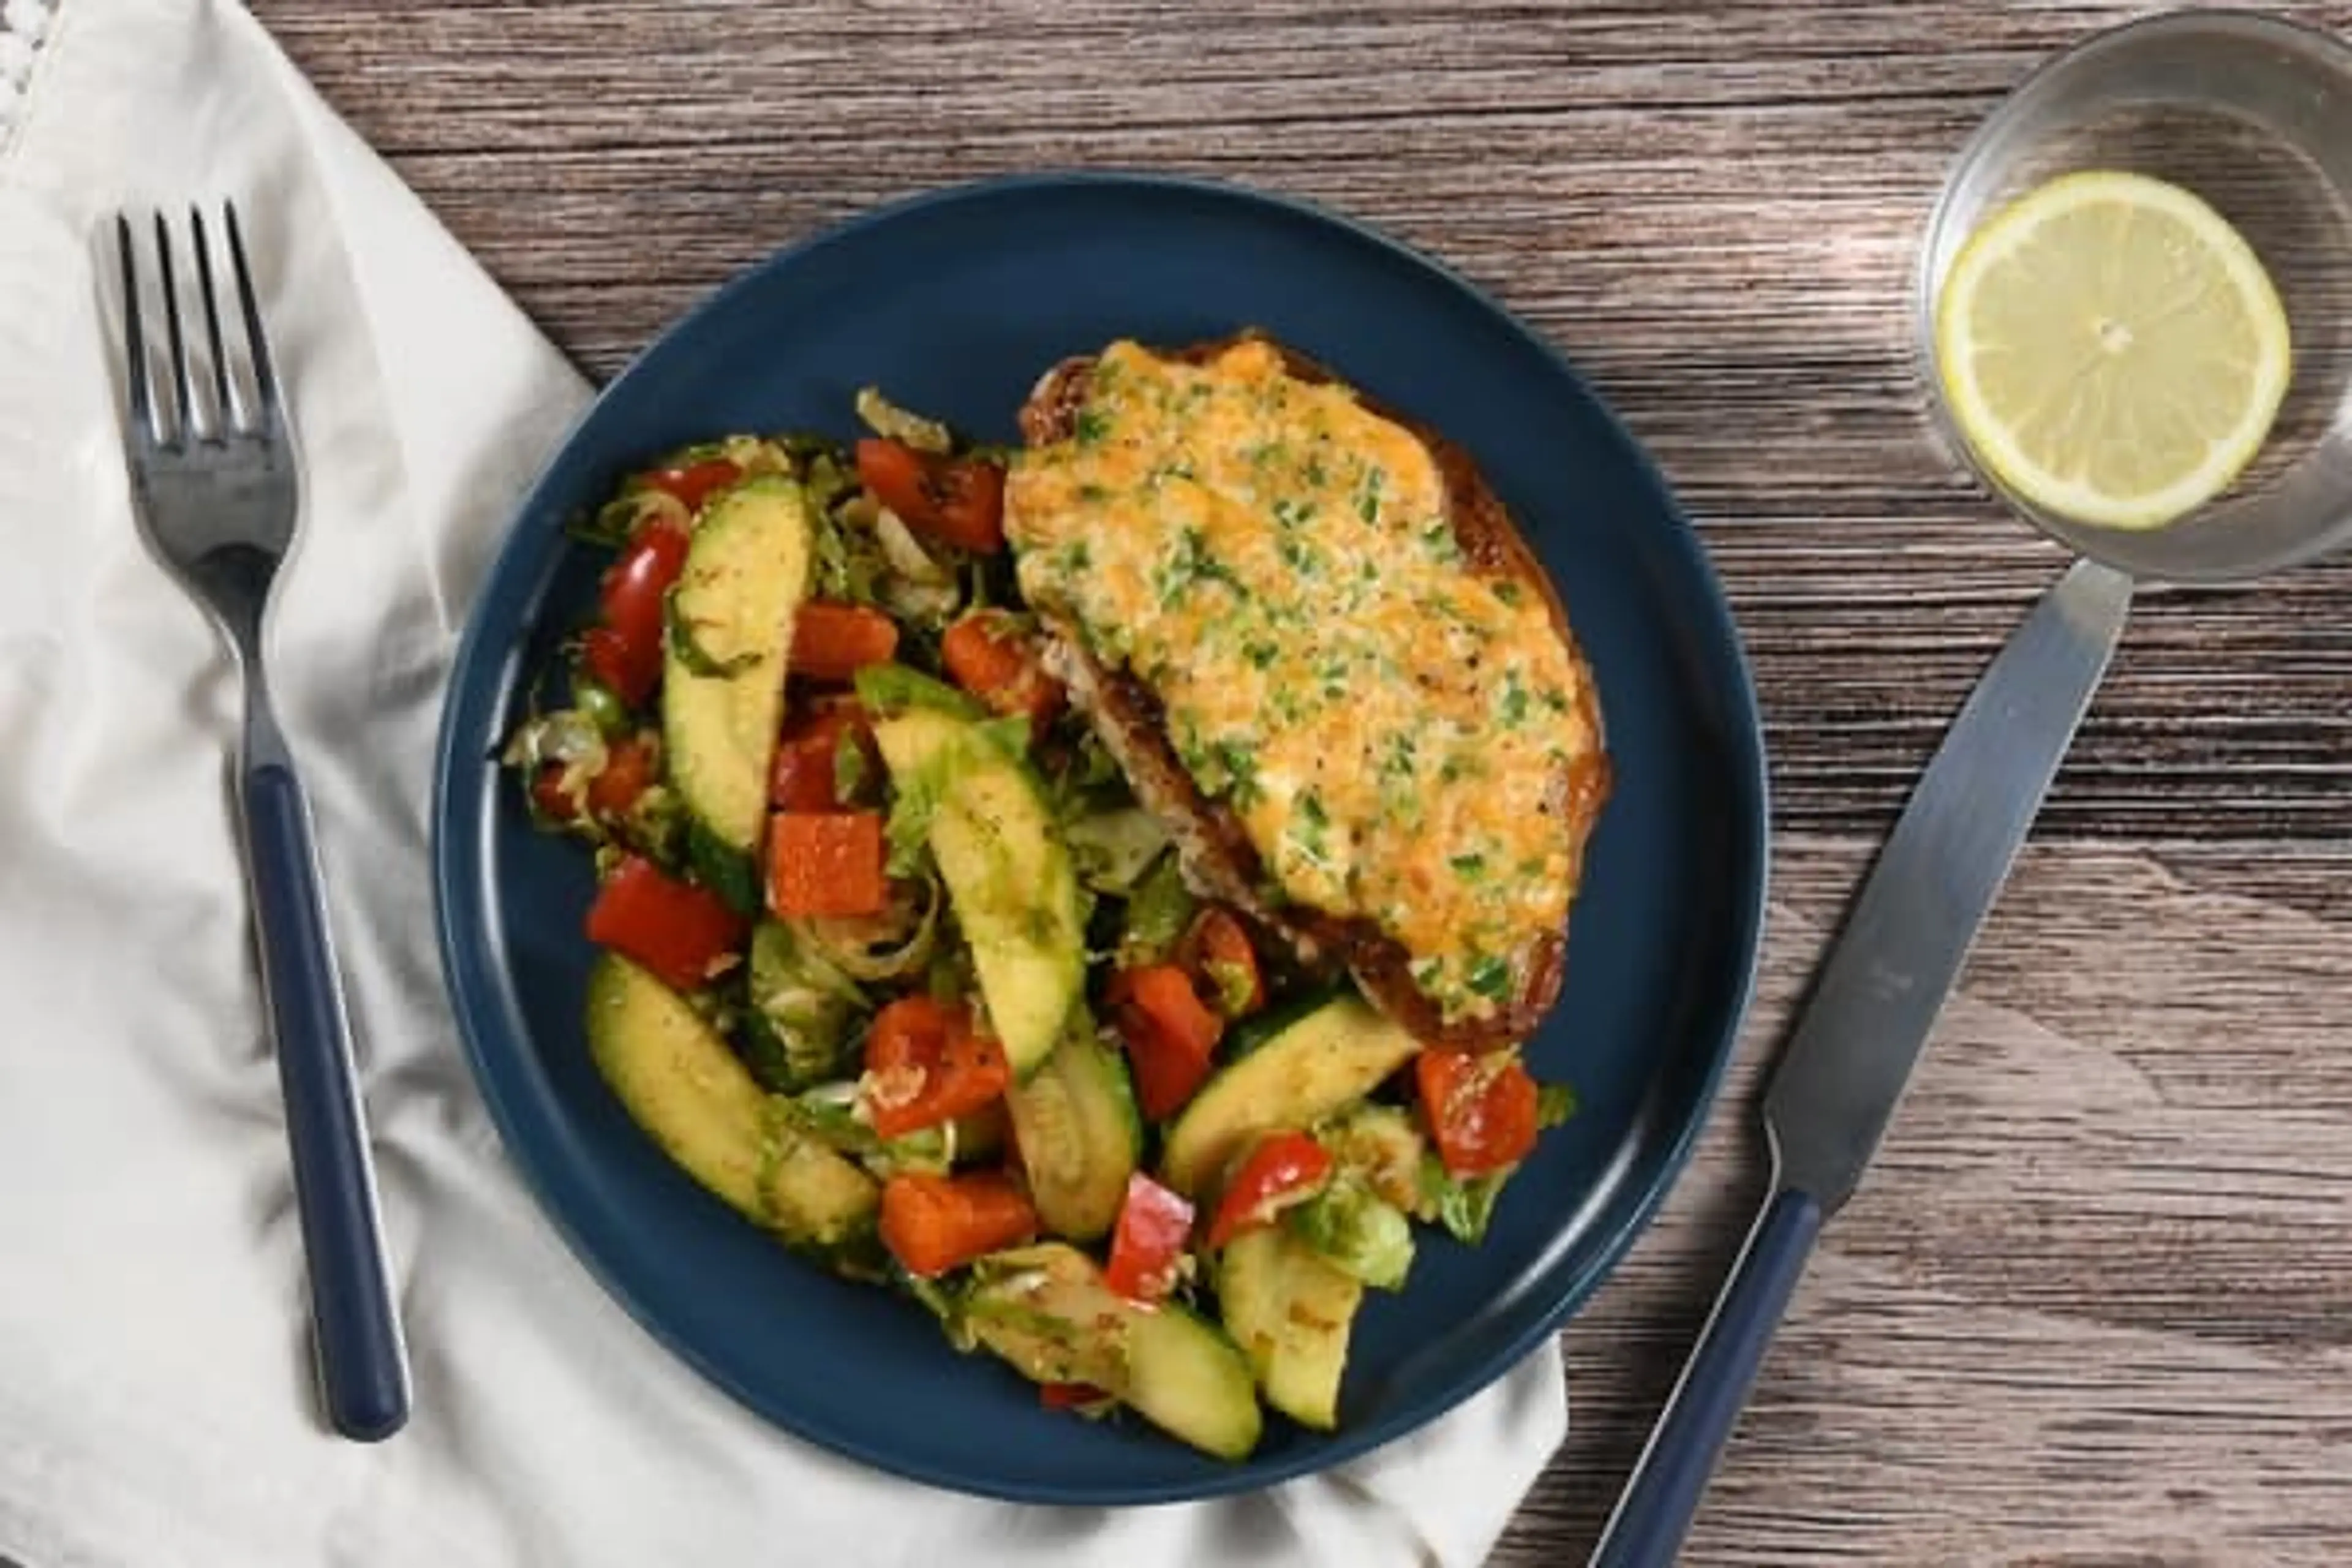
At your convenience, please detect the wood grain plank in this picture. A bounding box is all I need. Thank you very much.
[249,0,2352,843]
[234,3,2352,1561]
[1498,836,2352,1567]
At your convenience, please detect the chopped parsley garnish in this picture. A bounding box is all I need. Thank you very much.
[1292,790,1332,865]
[1073,407,1113,445]
[1172,715,1213,780]
[1216,741,1262,805]
[1498,671,1532,727]
[1422,522,1464,564]
[1243,639,1279,670]
[1449,851,1487,879]
[1303,455,1329,488]
[1466,953,1513,1001]
[1357,467,1385,524]
[1154,527,1242,608]
[1076,483,1110,504]
[1278,535,1320,575]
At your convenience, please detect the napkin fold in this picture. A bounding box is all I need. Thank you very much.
[0,2,1568,1563]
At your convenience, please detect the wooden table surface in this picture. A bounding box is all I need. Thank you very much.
[246,2,2352,1561]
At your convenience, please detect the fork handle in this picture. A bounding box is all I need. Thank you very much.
[238,754,412,1442]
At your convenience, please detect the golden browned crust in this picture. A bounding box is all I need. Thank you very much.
[1019,331,1611,1050]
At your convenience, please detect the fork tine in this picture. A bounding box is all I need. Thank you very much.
[222,202,279,427]
[114,216,158,444]
[151,211,194,446]
[189,205,238,435]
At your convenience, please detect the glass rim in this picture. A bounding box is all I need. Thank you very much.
[1913,7,2352,586]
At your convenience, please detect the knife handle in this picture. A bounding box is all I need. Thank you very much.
[1588,1188,1825,1568]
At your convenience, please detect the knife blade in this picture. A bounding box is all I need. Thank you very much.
[1589,556,2136,1568]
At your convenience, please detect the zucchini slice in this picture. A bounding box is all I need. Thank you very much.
[1161,993,1422,1198]
[870,707,1085,1077]
[661,476,813,911]
[1003,1025,1142,1242]
[1216,1223,1363,1430]
[585,953,876,1253]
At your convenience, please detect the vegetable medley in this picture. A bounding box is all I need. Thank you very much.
[503,391,1574,1458]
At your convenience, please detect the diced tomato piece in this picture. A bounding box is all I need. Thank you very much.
[1107,964,1224,1121]
[586,735,656,818]
[579,625,657,712]
[530,764,578,823]
[790,601,900,683]
[863,996,1014,1142]
[769,704,876,812]
[641,458,742,513]
[584,855,747,992]
[854,438,1006,552]
[1038,1382,1109,1410]
[586,522,690,706]
[1414,1049,1542,1177]
[879,1172,1038,1278]
[941,611,1063,729]
[765,812,886,919]
[865,993,959,1076]
[767,736,839,813]
[1203,1131,1334,1250]
[865,1006,1011,1142]
[1103,1173,1196,1302]
[1178,906,1265,1018]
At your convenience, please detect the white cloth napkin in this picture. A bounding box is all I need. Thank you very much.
[0,2,1569,1563]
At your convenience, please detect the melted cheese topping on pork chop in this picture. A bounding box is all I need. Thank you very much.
[1005,338,1596,1024]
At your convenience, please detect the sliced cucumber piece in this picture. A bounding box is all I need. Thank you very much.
[1003,1025,1141,1242]
[1216,1224,1363,1430]
[871,707,1084,1077]
[964,1242,1131,1390]
[965,1243,1262,1460]
[584,953,876,1252]
[661,476,813,911]
[1161,993,1422,1199]
[1124,1302,1264,1461]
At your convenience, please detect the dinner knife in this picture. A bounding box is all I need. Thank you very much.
[1588,557,2136,1568]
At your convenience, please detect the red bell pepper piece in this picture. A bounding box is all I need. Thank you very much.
[1203,1131,1334,1250]
[1103,1172,1196,1302]
[879,1172,1038,1278]
[1107,963,1224,1121]
[584,854,747,992]
[862,996,1014,1142]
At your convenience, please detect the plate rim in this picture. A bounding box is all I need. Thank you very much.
[430,167,1772,1504]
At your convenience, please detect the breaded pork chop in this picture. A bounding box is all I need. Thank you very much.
[1005,332,1609,1050]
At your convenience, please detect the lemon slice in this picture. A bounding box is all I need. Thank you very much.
[1936,170,2291,531]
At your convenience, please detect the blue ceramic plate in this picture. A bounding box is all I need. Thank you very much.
[432,173,1767,1504]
